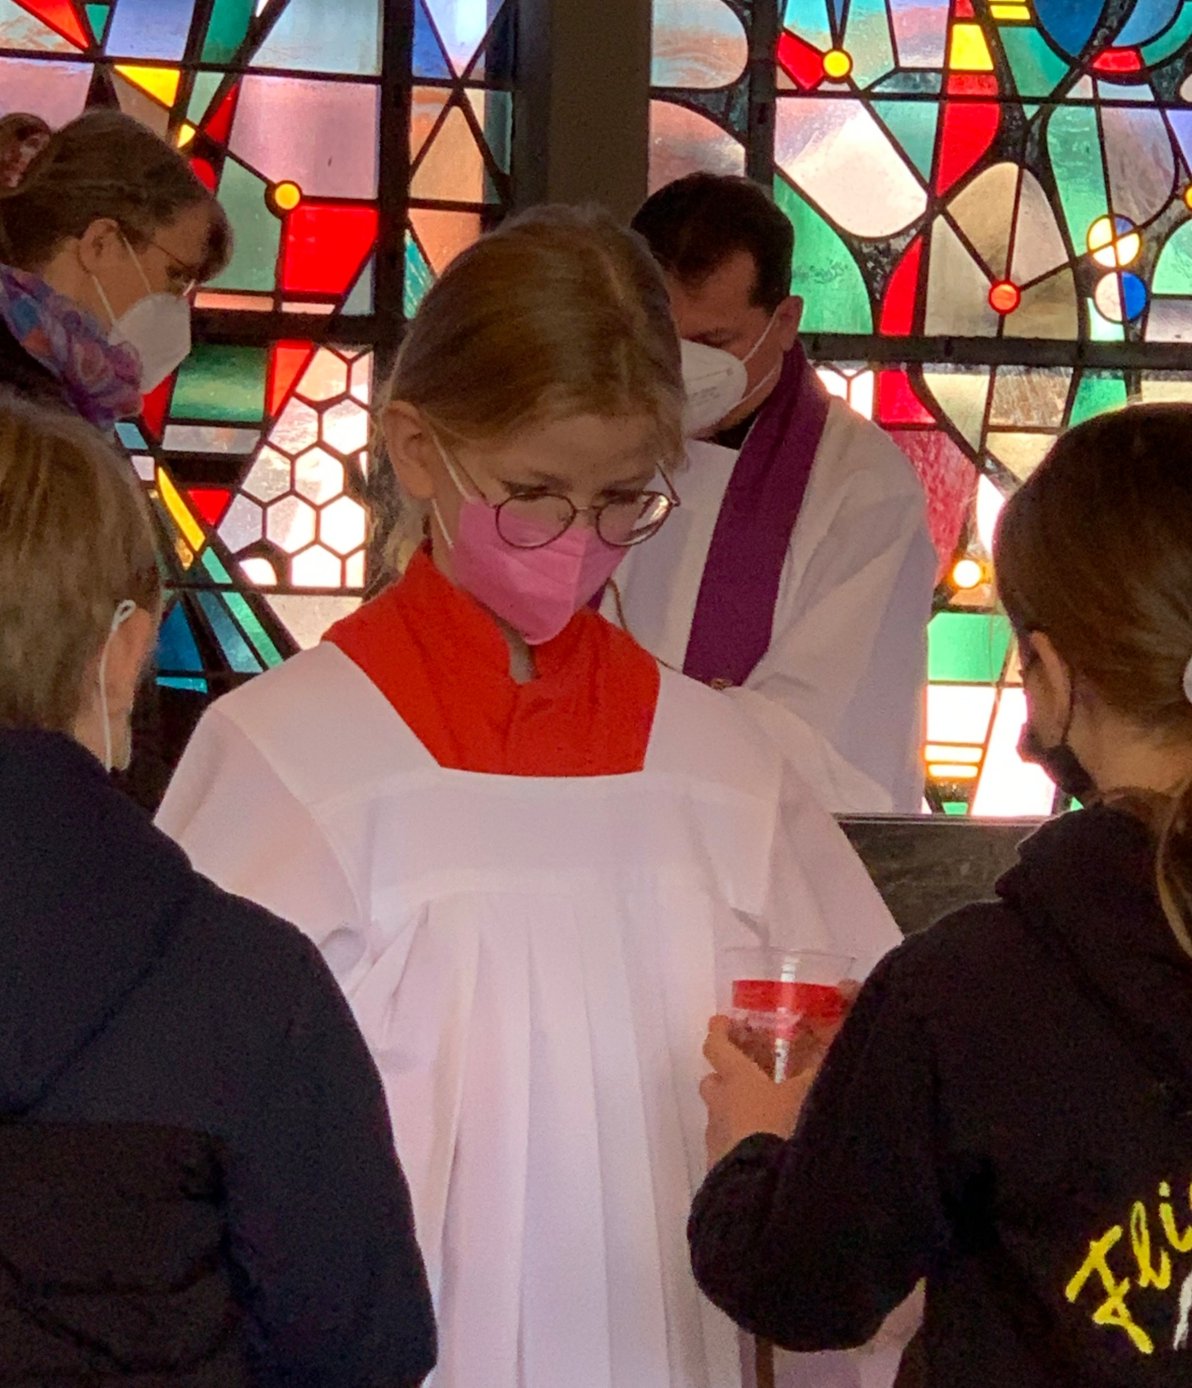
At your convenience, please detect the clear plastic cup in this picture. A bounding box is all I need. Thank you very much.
[720,947,855,1081]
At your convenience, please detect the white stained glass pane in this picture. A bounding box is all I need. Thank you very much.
[240,555,279,587]
[320,496,368,556]
[267,494,318,553]
[271,397,320,455]
[299,348,352,404]
[244,445,295,503]
[266,594,361,649]
[294,448,346,504]
[652,0,748,89]
[974,475,1006,557]
[220,494,265,553]
[321,397,371,454]
[775,97,927,240]
[972,688,1056,817]
[291,544,344,588]
[926,683,996,746]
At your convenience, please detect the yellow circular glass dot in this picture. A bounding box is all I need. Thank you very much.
[951,557,984,591]
[272,180,303,212]
[823,48,853,79]
[1185,185,1192,212]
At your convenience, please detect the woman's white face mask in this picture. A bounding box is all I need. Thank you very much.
[92,235,193,392]
[679,313,780,438]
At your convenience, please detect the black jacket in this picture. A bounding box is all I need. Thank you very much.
[0,729,436,1385]
[690,805,1192,1385]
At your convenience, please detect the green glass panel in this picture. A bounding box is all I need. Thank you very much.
[200,550,284,667]
[1046,105,1108,250]
[773,177,873,333]
[1142,2,1192,63]
[253,0,381,75]
[404,231,434,318]
[843,0,895,85]
[873,99,938,179]
[784,0,833,51]
[186,71,223,125]
[85,3,110,42]
[210,158,280,293]
[1087,298,1125,341]
[197,591,261,674]
[1068,372,1127,427]
[344,257,374,314]
[943,801,969,816]
[928,611,1012,684]
[1153,221,1192,294]
[1000,28,1069,99]
[173,345,268,422]
[202,0,255,62]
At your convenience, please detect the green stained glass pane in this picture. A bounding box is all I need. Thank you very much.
[344,257,374,314]
[1153,222,1192,294]
[943,801,969,816]
[1069,372,1128,427]
[202,0,256,63]
[1088,298,1125,341]
[210,158,281,293]
[843,0,895,85]
[85,3,110,42]
[405,231,434,318]
[199,550,284,666]
[197,591,261,674]
[784,0,833,51]
[1047,106,1109,249]
[928,611,1012,684]
[773,177,872,333]
[253,0,381,75]
[873,98,938,179]
[1000,28,1070,99]
[187,71,223,124]
[173,345,268,422]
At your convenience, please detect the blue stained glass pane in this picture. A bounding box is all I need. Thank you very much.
[1033,0,1101,56]
[1117,0,1181,47]
[157,602,204,675]
[159,676,208,692]
[414,0,452,77]
[116,422,145,448]
[106,0,196,59]
[1120,272,1147,321]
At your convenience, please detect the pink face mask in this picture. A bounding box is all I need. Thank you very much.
[432,448,628,646]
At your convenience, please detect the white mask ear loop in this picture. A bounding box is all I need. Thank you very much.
[734,311,783,414]
[98,600,137,773]
[91,233,152,331]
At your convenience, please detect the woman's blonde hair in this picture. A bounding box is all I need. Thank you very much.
[0,393,161,733]
[994,403,1192,954]
[0,110,230,279]
[374,205,684,567]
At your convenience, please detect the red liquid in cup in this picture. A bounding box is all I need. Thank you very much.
[729,978,848,1080]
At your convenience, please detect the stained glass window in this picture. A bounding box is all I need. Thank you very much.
[652,0,1192,815]
[1,0,513,699]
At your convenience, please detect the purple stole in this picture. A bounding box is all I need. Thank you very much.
[682,344,830,688]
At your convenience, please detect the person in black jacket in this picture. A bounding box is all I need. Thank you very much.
[691,402,1192,1387]
[0,392,436,1385]
[0,109,232,812]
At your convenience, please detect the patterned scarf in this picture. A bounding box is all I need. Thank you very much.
[0,262,142,431]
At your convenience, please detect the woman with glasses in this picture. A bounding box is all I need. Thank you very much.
[0,109,231,812]
[159,207,900,1388]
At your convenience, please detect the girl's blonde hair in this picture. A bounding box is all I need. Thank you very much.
[374,205,684,567]
[0,393,161,732]
[994,403,1192,955]
[0,110,230,279]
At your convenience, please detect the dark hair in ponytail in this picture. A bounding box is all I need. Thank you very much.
[994,403,1192,958]
[0,110,230,280]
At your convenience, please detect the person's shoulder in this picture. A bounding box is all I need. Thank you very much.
[816,397,926,503]
[652,666,784,793]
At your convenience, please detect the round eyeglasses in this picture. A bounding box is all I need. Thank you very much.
[491,485,678,550]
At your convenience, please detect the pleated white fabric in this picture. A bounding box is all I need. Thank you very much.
[159,643,902,1388]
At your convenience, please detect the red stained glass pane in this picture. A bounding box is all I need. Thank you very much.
[938,96,1000,194]
[878,368,934,424]
[141,374,174,440]
[777,32,824,91]
[953,0,976,18]
[281,204,379,295]
[188,487,232,526]
[268,340,316,415]
[880,237,922,335]
[891,428,977,581]
[1092,48,1142,72]
[204,83,239,145]
[16,0,89,47]
[191,157,217,191]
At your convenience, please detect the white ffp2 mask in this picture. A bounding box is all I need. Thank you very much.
[93,236,193,393]
[679,312,782,438]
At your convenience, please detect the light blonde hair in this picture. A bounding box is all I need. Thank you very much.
[0,393,161,732]
[994,403,1192,955]
[0,110,230,279]
[374,205,684,568]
